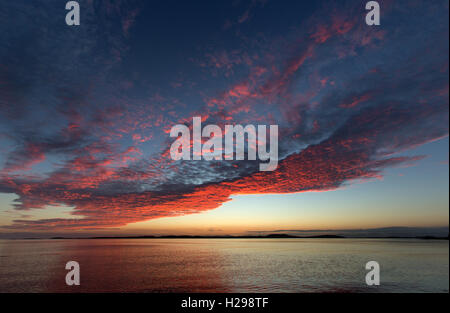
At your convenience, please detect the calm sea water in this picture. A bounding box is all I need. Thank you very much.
[0,238,448,293]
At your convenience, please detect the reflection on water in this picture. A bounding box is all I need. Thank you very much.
[0,238,448,292]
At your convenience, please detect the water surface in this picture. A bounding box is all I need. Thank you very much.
[0,238,448,292]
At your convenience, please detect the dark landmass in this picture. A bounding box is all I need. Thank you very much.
[36,234,448,240]
[3,226,447,240]
[50,234,345,239]
[416,235,449,240]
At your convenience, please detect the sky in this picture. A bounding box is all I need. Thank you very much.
[0,0,448,237]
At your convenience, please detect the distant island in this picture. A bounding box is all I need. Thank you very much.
[3,226,446,240]
[48,234,344,239]
[40,234,449,240]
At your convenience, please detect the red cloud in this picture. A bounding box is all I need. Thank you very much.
[0,121,431,231]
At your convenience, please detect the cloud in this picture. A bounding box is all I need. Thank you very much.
[0,0,448,231]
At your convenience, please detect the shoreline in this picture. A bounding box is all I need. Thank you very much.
[2,234,448,240]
